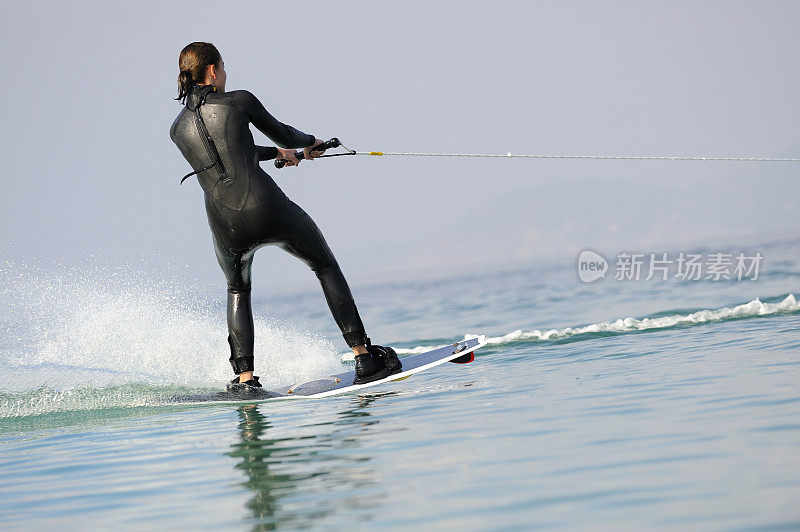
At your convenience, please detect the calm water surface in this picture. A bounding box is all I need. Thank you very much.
[1,238,799,530]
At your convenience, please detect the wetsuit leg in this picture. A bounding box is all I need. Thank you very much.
[277,202,368,348]
[213,237,257,374]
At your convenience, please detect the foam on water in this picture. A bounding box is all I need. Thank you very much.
[381,294,800,356]
[0,260,345,418]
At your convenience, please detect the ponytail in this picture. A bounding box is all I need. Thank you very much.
[175,42,222,103]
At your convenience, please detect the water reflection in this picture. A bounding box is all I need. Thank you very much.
[227,405,286,529]
[228,395,394,530]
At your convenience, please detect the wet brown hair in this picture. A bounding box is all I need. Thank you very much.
[176,42,222,103]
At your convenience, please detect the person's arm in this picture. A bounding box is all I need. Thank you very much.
[239,90,316,149]
[256,145,302,166]
[254,145,279,161]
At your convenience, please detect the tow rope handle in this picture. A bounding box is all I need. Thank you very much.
[274,138,353,168]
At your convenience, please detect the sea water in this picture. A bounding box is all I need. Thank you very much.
[0,237,798,530]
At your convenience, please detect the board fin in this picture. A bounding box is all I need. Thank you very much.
[450,351,474,364]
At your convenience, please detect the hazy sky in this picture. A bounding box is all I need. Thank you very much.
[2,1,798,294]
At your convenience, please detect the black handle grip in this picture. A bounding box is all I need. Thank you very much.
[275,138,341,168]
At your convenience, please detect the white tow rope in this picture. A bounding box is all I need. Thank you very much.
[354,150,800,162]
[273,139,800,168]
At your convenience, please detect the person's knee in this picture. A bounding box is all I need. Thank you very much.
[227,288,253,331]
[311,257,339,278]
[227,275,252,294]
[227,283,251,294]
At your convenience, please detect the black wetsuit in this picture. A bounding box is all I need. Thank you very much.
[170,84,367,374]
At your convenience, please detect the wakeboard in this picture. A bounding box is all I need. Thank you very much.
[172,335,486,404]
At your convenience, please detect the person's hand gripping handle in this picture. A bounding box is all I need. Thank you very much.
[275,138,341,168]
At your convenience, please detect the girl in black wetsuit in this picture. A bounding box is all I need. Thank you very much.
[170,42,398,391]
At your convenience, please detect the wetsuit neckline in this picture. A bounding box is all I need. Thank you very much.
[186,84,217,110]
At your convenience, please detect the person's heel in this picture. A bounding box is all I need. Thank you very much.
[369,345,402,374]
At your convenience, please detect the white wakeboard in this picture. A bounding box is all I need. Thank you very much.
[174,335,486,403]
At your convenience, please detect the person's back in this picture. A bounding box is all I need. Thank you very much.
[170,85,314,250]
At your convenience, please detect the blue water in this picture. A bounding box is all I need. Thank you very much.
[1,237,799,529]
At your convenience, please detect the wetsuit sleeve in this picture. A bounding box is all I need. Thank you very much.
[238,90,316,149]
[254,145,279,160]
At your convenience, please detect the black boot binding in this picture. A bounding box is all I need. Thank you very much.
[352,344,402,385]
[226,375,266,398]
[368,344,402,373]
